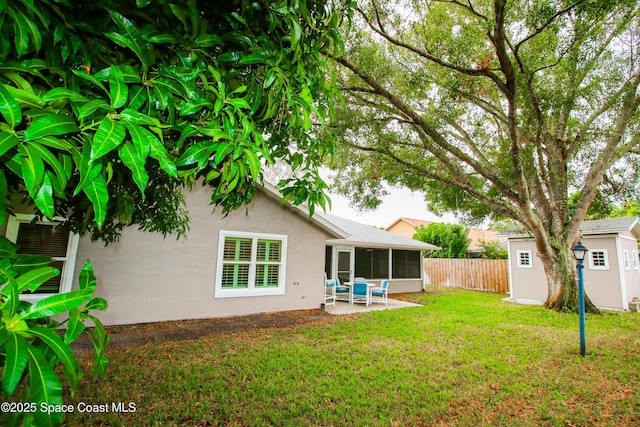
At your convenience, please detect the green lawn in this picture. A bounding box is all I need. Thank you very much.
[65,288,639,426]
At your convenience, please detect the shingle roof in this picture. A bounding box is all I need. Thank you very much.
[257,183,348,239]
[321,213,441,251]
[502,217,640,238]
[579,217,640,234]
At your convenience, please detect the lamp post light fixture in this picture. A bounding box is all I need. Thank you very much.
[571,241,589,357]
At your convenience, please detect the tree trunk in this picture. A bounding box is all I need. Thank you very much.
[539,241,600,313]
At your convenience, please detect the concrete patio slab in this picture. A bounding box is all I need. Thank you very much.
[322,298,421,315]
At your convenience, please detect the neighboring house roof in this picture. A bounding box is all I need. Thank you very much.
[321,213,441,251]
[257,183,348,240]
[503,217,640,239]
[467,228,505,251]
[385,217,504,250]
[386,217,432,230]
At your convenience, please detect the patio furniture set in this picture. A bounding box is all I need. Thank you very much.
[323,277,389,308]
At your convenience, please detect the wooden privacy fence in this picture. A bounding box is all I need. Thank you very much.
[424,258,509,294]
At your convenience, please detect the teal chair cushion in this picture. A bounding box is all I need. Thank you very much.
[353,283,368,296]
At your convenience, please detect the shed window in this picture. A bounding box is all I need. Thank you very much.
[633,250,638,270]
[588,250,609,270]
[624,250,630,270]
[516,250,533,268]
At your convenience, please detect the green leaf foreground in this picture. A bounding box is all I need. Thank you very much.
[0,0,346,242]
[0,258,108,426]
[27,345,63,427]
[15,267,59,293]
[2,332,28,394]
[0,0,349,425]
[0,82,22,128]
[21,289,94,320]
[23,114,80,142]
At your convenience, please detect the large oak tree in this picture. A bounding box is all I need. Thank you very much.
[326,0,640,312]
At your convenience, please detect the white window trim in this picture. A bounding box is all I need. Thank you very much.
[5,214,79,302]
[516,250,533,268]
[623,250,630,270]
[632,250,638,270]
[214,230,287,298]
[588,249,609,270]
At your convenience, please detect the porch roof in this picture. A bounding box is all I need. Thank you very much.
[320,213,441,251]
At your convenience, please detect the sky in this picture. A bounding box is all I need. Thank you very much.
[264,164,457,228]
[325,186,456,229]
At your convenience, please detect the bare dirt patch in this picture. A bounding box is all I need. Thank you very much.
[70,309,334,353]
[70,293,423,354]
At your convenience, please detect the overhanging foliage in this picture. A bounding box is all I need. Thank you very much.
[0,0,347,242]
[0,1,351,425]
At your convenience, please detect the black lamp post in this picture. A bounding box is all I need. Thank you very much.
[571,241,589,357]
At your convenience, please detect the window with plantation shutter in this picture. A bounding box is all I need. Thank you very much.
[215,231,287,297]
[5,214,79,299]
[255,239,282,288]
[221,238,252,289]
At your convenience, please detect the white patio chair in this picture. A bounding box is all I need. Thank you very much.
[371,281,389,305]
[334,277,350,302]
[350,278,370,306]
[324,276,336,307]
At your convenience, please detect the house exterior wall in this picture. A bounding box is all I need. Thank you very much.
[385,221,419,239]
[73,185,330,325]
[349,279,422,293]
[581,235,622,309]
[507,240,548,302]
[618,233,640,308]
[508,233,640,310]
[384,279,423,293]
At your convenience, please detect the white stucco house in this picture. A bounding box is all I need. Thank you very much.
[506,217,640,310]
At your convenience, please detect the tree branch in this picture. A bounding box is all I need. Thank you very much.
[354,3,510,95]
[568,69,640,239]
[348,140,521,220]
[514,0,588,54]
[330,53,520,202]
